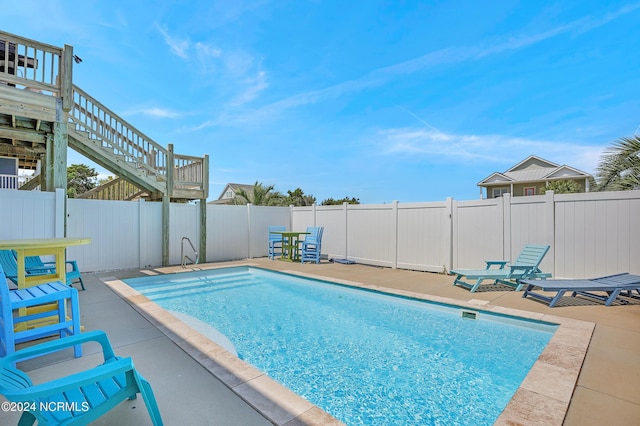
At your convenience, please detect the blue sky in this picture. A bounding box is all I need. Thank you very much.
[3,1,639,203]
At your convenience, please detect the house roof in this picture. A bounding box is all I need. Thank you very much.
[208,183,255,204]
[478,155,593,186]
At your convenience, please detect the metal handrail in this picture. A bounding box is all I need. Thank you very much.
[181,237,199,268]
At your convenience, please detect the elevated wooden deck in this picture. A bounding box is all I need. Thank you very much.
[0,31,208,202]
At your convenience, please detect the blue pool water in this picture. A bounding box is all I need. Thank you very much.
[125,267,556,425]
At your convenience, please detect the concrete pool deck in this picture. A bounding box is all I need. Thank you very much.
[2,258,639,425]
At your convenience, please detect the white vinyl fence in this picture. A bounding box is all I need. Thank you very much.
[0,189,638,278]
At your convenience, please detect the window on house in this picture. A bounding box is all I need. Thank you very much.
[524,187,536,196]
[492,188,509,198]
[225,190,233,198]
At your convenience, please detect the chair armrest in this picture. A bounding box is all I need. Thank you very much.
[4,357,135,401]
[1,331,116,366]
[485,260,508,270]
[66,260,80,272]
[507,264,536,278]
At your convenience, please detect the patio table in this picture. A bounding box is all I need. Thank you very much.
[0,237,90,329]
[270,231,310,262]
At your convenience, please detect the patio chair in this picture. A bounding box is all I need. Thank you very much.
[0,263,82,360]
[268,226,287,260]
[450,244,551,292]
[21,251,86,290]
[0,249,50,284]
[300,226,324,264]
[0,330,163,425]
[520,273,640,307]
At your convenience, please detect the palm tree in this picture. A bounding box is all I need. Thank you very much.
[233,181,284,206]
[595,136,640,191]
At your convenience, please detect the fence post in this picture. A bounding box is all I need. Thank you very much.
[391,201,398,269]
[343,202,349,260]
[545,190,556,277]
[247,203,253,259]
[445,197,454,273]
[312,203,317,226]
[138,198,145,268]
[502,192,512,260]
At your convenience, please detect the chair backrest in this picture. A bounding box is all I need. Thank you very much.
[0,250,18,278]
[513,245,550,267]
[304,226,324,245]
[268,225,286,242]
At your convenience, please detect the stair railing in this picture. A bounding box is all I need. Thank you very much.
[181,237,199,268]
[69,85,168,181]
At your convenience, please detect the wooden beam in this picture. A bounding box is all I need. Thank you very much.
[0,127,47,144]
[0,84,57,122]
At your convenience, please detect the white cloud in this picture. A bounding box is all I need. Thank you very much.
[377,127,606,173]
[249,4,639,116]
[123,106,183,119]
[155,23,190,59]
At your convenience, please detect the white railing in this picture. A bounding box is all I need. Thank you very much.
[0,174,18,189]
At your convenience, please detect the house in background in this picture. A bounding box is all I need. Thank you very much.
[208,183,254,204]
[478,155,593,199]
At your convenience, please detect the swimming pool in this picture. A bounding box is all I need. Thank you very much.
[125,267,557,425]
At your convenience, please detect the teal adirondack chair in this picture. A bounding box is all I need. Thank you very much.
[21,251,86,290]
[0,330,163,425]
[451,244,551,292]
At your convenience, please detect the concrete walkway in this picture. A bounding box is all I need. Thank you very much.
[2,259,639,425]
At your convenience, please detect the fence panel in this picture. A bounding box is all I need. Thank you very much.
[397,202,451,272]
[346,204,395,267]
[315,205,347,259]
[170,203,199,266]
[0,190,56,239]
[554,191,640,278]
[206,205,250,262]
[67,198,140,271]
[139,201,162,268]
[510,194,553,273]
[452,198,504,269]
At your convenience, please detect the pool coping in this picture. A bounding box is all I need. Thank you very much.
[100,263,595,426]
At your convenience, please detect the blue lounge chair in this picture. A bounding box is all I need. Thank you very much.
[268,226,287,260]
[451,244,551,292]
[0,330,163,425]
[521,273,640,307]
[0,263,82,360]
[300,226,324,264]
[22,251,86,290]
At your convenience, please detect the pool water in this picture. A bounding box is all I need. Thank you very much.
[125,267,556,425]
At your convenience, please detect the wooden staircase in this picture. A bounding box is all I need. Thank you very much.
[0,30,208,202]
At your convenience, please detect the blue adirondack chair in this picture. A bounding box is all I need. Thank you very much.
[0,263,82,360]
[300,226,324,264]
[21,251,86,290]
[0,330,163,425]
[450,244,551,292]
[268,226,287,259]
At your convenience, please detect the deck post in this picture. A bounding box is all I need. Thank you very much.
[61,44,73,112]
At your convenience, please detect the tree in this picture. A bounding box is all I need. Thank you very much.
[595,135,640,191]
[233,181,284,206]
[283,188,316,206]
[67,164,98,198]
[321,196,360,205]
[539,180,584,194]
